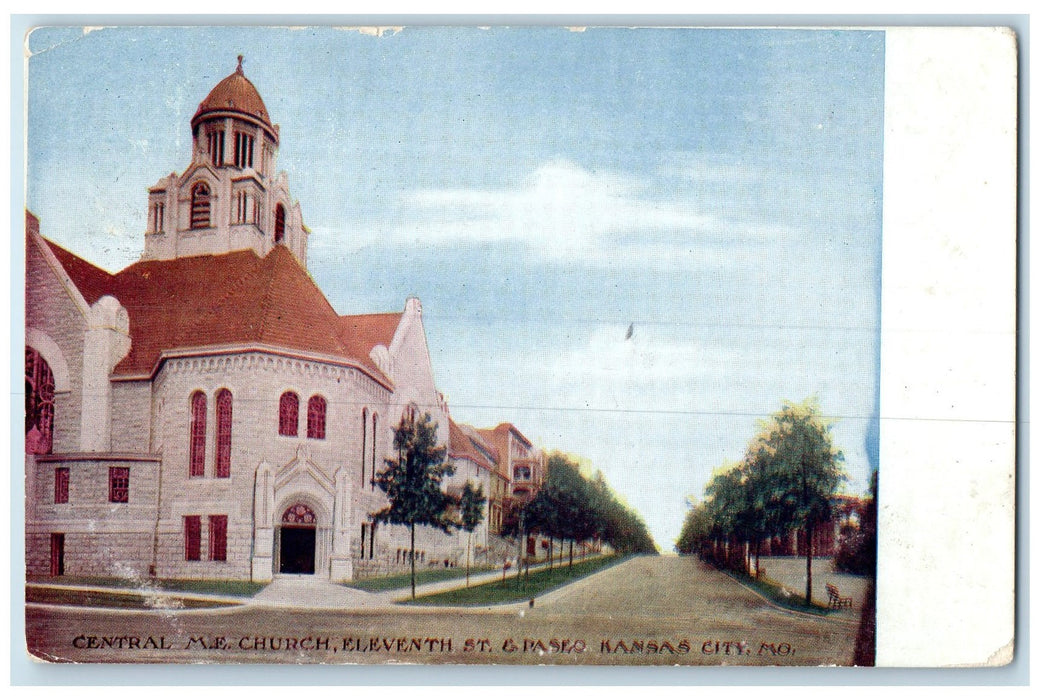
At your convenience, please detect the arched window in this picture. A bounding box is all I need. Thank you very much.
[279,391,299,436]
[25,347,55,455]
[360,408,368,486]
[307,395,326,439]
[370,413,378,491]
[274,203,286,243]
[282,503,317,525]
[189,391,207,477]
[190,182,211,229]
[215,389,233,478]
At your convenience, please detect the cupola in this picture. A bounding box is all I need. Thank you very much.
[142,57,308,267]
[192,55,279,145]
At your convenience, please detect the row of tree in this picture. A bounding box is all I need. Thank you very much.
[371,412,656,598]
[675,398,848,607]
[503,453,657,566]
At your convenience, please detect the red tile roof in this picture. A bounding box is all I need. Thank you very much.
[448,418,497,472]
[192,59,276,140]
[336,312,402,360]
[43,239,394,384]
[42,238,115,306]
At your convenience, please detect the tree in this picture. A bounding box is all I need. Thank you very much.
[704,462,755,572]
[525,454,596,568]
[588,470,658,555]
[751,398,846,606]
[674,498,714,557]
[371,412,456,599]
[547,455,599,566]
[458,481,486,587]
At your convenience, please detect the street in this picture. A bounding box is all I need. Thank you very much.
[25,556,862,666]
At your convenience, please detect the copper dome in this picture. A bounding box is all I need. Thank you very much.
[191,57,277,142]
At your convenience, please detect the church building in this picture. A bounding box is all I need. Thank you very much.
[24,58,524,584]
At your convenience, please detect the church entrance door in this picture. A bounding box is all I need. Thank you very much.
[278,503,318,575]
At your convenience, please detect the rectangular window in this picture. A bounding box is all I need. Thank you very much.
[54,467,69,504]
[209,515,228,561]
[108,467,129,503]
[184,516,201,561]
[50,533,65,576]
[360,523,367,559]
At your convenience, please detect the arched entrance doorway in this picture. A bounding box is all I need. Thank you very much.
[278,503,317,575]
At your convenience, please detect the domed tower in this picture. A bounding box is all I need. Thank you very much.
[142,56,309,266]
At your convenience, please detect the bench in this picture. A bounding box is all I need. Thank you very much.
[826,583,853,609]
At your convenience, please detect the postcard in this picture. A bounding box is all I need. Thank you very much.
[18,24,1017,669]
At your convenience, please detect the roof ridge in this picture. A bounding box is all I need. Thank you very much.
[43,237,118,277]
[260,247,354,357]
[254,250,277,342]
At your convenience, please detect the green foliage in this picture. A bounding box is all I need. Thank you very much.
[674,499,713,555]
[588,469,657,554]
[747,398,846,533]
[500,453,657,555]
[371,411,456,598]
[690,398,849,604]
[371,412,457,534]
[458,481,486,533]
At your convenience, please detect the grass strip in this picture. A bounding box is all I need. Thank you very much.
[402,555,623,606]
[26,575,264,598]
[348,565,497,592]
[723,568,834,616]
[26,586,238,609]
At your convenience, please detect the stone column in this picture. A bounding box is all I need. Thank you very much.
[329,466,354,582]
[79,296,131,452]
[251,461,275,582]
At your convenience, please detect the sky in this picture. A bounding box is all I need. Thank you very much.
[24,25,884,550]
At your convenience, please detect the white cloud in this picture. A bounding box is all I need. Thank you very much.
[316,159,791,266]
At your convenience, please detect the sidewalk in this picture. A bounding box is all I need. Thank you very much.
[250,554,603,610]
[756,556,870,615]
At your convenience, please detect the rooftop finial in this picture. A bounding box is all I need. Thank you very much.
[236,55,244,74]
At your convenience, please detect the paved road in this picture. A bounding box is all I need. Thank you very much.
[25,556,863,666]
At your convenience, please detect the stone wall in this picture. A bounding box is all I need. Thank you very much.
[25,231,87,453]
[25,455,161,578]
[150,351,392,581]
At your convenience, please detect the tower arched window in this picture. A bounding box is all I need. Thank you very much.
[215,389,233,478]
[25,347,55,455]
[307,395,327,439]
[190,182,211,229]
[189,391,207,477]
[279,391,299,437]
[274,204,286,243]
